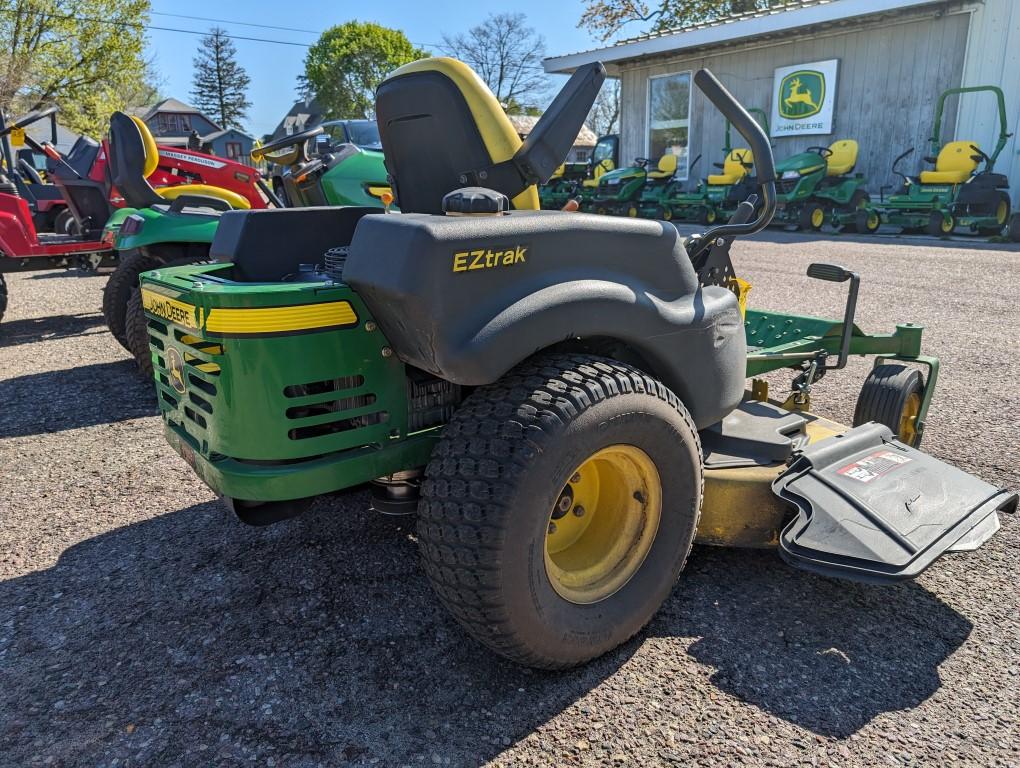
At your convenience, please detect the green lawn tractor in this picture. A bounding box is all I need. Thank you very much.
[539,134,620,210]
[631,154,701,220]
[770,139,870,231]
[856,86,1012,237]
[137,59,1015,670]
[591,152,677,216]
[104,120,391,373]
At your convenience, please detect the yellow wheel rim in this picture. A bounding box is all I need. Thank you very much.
[662,208,673,221]
[997,200,1009,224]
[898,392,921,445]
[867,212,879,229]
[706,209,717,223]
[628,207,638,218]
[545,444,662,605]
[811,207,824,228]
[941,216,954,233]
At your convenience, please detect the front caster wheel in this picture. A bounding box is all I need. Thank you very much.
[417,354,703,669]
[853,364,925,447]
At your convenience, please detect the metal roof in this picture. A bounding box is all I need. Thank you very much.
[507,115,598,146]
[544,0,947,73]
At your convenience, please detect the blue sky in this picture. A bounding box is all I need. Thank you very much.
[145,0,605,137]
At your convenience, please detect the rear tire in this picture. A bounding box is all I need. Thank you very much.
[102,249,161,350]
[124,288,152,376]
[1010,212,1020,242]
[926,210,954,237]
[53,207,77,236]
[977,191,1010,236]
[853,364,925,447]
[0,273,7,324]
[798,203,826,232]
[855,208,881,234]
[417,354,703,669]
[839,189,870,232]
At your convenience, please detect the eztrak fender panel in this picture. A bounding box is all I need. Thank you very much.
[344,210,746,429]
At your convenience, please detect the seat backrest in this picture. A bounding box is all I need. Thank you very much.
[826,139,858,176]
[376,58,538,214]
[725,148,753,178]
[935,140,980,176]
[375,57,605,215]
[657,153,678,175]
[107,111,163,208]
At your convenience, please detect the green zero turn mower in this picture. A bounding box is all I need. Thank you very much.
[771,139,870,231]
[137,58,1015,669]
[856,86,1012,237]
[104,119,392,373]
[539,134,619,210]
[591,152,678,216]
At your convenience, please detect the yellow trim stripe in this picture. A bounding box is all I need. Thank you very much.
[141,288,358,334]
[204,302,358,334]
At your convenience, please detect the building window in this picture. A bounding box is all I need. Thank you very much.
[156,113,192,135]
[574,149,590,162]
[225,142,243,159]
[647,71,691,179]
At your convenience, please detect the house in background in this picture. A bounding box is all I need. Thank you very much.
[507,115,598,163]
[130,97,256,164]
[267,97,324,143]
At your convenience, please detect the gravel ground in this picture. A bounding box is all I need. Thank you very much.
[1,231,1018,767]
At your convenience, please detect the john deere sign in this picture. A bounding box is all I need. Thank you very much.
[771,59,839,136]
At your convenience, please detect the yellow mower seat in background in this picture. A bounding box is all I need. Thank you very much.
[707,148,753,185]
[647,153,678,180]
[582,159,614,188]
[127,115,251,209]
[826,139,858,176]
[549,164,565,180]
[919,140,981,184]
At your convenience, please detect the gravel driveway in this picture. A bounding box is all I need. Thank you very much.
[1,231,1018,767]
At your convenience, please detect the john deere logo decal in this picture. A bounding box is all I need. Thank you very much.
[779,70,825,119]
[166,347,187,395]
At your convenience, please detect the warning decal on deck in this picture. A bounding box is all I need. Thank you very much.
[835,450,912,483]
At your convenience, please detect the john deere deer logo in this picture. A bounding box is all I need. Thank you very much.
[166,347,187,395]
[780,71,825,119]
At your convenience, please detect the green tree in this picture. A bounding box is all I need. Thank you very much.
[0,0,153,137]
[441,13,548,110]
[300,21,427,119]
[191,27,251,130]
[580,0,786,40]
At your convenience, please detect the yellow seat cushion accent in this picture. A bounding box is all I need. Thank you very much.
[647,153,678,179]
[387,57,538,211]
[826,139,858,176]
[582,160,614,187]
[129,115,160,179]
[156,183,251,209]
[707,148,753,186]
[919,141,980,184]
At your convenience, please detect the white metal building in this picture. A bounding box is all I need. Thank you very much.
[545,0,1020,193]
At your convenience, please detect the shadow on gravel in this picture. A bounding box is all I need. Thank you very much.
[656,546,972,738]
[0,360,155,439]
[0,495,971,764]
[0,312,107,349]
[0,496,634,766]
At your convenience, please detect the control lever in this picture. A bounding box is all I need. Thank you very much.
[806,262,859,371]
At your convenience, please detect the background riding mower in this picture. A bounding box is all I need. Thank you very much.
[539,134,619,210]
[136,58,1014,670]
[108,118,395,374]
[770,139,870,231]
[591,152,677,215]
[856,86,1012,237]
[0,107,118,323]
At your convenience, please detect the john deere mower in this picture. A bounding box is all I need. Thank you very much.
[539,134,619,211]
[103,116,392,373]
[591,151,678,216]
[659,111,770,225]
[857,86,1012,237]
[136,58,1014,669]
[770,139,870,231]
